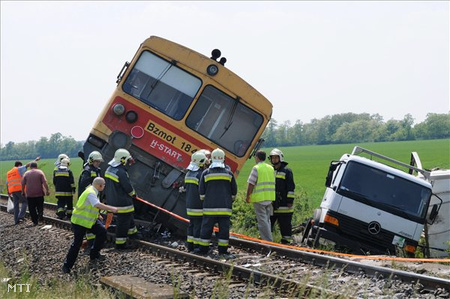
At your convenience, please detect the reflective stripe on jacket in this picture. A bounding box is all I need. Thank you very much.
[71,186,99,228]
[199,167,237,216]
[104,165,135,212]
[273,162,295,214]
[53,167,75,197]
[185,169,203,217]
[78,164,101,197]
[6,168,22,193]
[250,163,275,203]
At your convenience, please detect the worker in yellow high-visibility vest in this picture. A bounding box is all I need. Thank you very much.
[62,177,118,274]
[246,150,276,242]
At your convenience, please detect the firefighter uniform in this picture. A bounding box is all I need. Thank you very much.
[78,164,102,197]
[105,163,137,249]
[198,164,237,255]
[53,161,76,219]
[269,149,296,244]
[185,168,204,251]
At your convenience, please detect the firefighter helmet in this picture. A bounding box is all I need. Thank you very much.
[88,151,104,164]
[60,158,70,168]
[198,149,211,159]
[269,148,284,162]
[114,148,133,165]
[191,151,207,167]
[210,148,225,168]
[55,153,69,165]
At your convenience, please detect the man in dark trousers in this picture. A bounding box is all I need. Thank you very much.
[104,148,138,250]
[184,151,207,252]
[62,177,118,274]
[269,148,296,244]
[6,156,40,225]
[21,162,50,226]
[53,158,76,219]
[198,148,237,258]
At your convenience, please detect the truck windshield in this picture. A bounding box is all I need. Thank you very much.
[338,161,432,221]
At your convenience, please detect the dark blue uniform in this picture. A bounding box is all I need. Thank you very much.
[198,167,237,254]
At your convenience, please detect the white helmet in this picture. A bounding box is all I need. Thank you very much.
[187,151,207,171]
[55,153,69,166]
[88,151,104,164]
[269,148,284,162]
[198,149,211,158]
[113,148,133,165]
[198,149,211,164]
[60,158,70,168]
[210,148,225,168]
[191,151,207,167]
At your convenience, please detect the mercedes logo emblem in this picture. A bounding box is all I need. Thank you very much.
[368,221,381,235]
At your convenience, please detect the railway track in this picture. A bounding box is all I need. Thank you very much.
[1,194,449,297]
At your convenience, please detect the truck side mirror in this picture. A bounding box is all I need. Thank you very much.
[427,193,444,225]
[428,204,439,225]
[325,161,340,188]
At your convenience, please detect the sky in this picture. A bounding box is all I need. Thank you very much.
[1,1,449,145]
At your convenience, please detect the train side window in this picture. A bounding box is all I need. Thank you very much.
[186,85,263,157]
[122,51,201,120]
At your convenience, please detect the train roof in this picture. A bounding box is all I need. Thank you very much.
[140,36,273,118]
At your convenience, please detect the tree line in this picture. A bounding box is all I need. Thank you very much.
[0,133,83,161]
[0,112,448,161]
[262,112,450,147]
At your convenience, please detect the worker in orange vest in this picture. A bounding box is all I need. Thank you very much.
[6,157,41,225]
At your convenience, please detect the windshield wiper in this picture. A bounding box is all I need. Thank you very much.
[219,96,239,139]
[146,63,174,98]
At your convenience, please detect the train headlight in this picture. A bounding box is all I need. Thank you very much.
[207,64,219,76]
[126,110,138,123]
[113,104,125,116]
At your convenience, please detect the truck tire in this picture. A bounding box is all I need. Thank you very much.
[307,209,322,247]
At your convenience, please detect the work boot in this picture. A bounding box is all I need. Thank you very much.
[57,211,65,220]
[62,264,71,274]
[186,242,194,252]
[90,253,106,261]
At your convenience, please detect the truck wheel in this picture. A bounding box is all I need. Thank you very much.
[307,209,322,248]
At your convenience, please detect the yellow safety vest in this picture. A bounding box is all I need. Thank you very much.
[71,186,99,229]
[250,163,275,203]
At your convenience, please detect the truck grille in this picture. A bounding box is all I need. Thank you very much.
[326,210,396,252]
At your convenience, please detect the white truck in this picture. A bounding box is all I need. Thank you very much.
[302,146,444,257]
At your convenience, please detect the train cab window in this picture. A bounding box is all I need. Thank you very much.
[123,51,201,120]
[186,85,263,157]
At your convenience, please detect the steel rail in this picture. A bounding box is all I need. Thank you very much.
[1,194,448,292]
[0,201,341,298]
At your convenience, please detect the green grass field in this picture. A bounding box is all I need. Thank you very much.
[1,139,449,235]
[236,139,450,207]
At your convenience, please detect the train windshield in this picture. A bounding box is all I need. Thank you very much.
[122,51,202,120]
[337,161,432,222]
[186,85,263,157]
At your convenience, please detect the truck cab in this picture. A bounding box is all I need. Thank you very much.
[303,146,438,256]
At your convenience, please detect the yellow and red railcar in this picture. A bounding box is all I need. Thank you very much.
[82,36,272,235]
